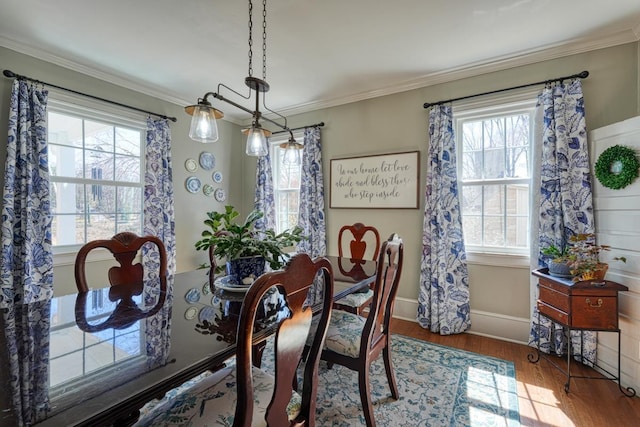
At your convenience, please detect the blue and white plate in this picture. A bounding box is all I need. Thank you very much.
[199,152,216,170]
[185,176,201,193]
[198,306,216,323]
[215,275,250,292]
[214,188,226,202]
[212,170,223,183]
[185,287,201,303]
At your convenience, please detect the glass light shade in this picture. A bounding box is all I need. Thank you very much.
[283,143,301,165]
[188,105,219,143]
[245,127,268,156]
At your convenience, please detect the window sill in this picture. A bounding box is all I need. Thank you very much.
[466,252,530,268]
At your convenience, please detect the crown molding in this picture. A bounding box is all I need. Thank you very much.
[277,27,640,118]
[2,26,639,122]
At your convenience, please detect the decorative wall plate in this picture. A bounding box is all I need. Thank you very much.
[212,170,223,183]
[198,306,216,323]
[185,158,198,173]
[185,287,201,304]
[184,306,198,320]
[185,176,201,193]
[214,188,226,202]
[202,183,214,197]
[199,152,216,170]
[202,281,211,295]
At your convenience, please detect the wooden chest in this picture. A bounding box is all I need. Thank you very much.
[533,269,628,331]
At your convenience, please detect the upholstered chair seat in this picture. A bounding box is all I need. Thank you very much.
[135,361,302,426]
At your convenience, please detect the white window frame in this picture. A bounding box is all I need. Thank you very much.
[47,89,146,266]
[269,129,305,234]
[453,89,538,266]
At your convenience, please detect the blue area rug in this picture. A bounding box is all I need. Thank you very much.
[305,334,521,426]
[140,334,520,426]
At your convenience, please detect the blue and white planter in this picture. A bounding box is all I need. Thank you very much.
[226,256,266,284]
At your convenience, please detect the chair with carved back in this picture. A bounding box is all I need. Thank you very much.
[134,253,335,427]
[74,232,169,325]
[332,222,381,315]
[321,234,403,427]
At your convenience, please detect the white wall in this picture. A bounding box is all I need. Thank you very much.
[589,115,640,393]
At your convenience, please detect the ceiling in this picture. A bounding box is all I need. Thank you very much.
[1,0,640,123]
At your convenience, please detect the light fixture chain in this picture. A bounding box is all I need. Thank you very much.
[248,0,254,77]
[262,0,267,81]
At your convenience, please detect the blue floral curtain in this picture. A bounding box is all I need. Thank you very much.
[0,79,52,425]
[297,127,326,258]
[417,105,471,335]
[254,150,276,233]
[143,117,176,367]
[528,79,596,361]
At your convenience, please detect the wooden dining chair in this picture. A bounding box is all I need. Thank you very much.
[321,234,403,427]
[134,253,335,427]
[333,222,381,315]
[75,231,168,293]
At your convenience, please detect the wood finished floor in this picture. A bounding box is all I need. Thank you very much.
[390,318,640,427]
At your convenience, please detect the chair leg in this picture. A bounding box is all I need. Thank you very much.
[382,345,399,399]
[358,364,376,427]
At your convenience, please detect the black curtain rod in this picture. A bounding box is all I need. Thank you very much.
[3,69,177,122]
[271,122,325,135]
[423,70,589,109]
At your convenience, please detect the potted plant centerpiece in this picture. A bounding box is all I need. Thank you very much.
[195,205,304,284]
[566,233,626,282]
[541,244,572,278]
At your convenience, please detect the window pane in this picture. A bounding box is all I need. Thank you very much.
[85,149,114,181]
[461,186,482,215]
[461,121,482,180]
[484,216,504,246]
[462,215,482,245]
[483,118,505,179]
[49,145,84,178]
[51,214,85,246]
[483,185,504,215]
[87,214,116,241]
[115,154,140,182]
[117,186,141,214]
[85,120,114,151]
[115,127,141,155]
[48,112,82,147]
[50,182,84,214]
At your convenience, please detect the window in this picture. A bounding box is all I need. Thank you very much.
[47,91,145,255]
[454,93,536,256]
[270,130,304,233]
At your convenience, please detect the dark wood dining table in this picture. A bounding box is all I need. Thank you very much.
[6,255,376,427]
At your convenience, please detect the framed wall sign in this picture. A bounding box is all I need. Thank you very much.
[330,150,420,209]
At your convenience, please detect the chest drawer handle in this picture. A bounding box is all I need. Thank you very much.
[586,298,603,308]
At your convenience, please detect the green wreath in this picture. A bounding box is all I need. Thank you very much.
[594,145,639,190]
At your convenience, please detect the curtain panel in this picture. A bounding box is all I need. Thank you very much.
[528,79,596,361]
[254,151,277,233]
[143,117,176,368]
[417,105,471,335]
[0,79,52,426]
[297,127,326,258]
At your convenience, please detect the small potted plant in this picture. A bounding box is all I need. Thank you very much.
[195,205,305,284]
[566,233,626,282]
[541,244,572,278]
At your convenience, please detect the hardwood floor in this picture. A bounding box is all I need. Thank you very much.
[390,318,640,427]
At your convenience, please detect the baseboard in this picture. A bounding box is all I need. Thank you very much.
[393,297,531,345]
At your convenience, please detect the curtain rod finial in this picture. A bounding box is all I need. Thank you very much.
[3,69,17,78]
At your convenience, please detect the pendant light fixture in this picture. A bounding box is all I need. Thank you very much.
[280,137,303,165]
[185,0,297,158]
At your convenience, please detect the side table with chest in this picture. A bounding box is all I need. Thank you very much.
[528,268,636,396]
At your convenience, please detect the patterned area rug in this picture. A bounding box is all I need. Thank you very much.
[140,335,520,426]
[299,335,520,426]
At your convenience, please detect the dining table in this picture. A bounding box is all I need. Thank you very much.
[0,255,377,427]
